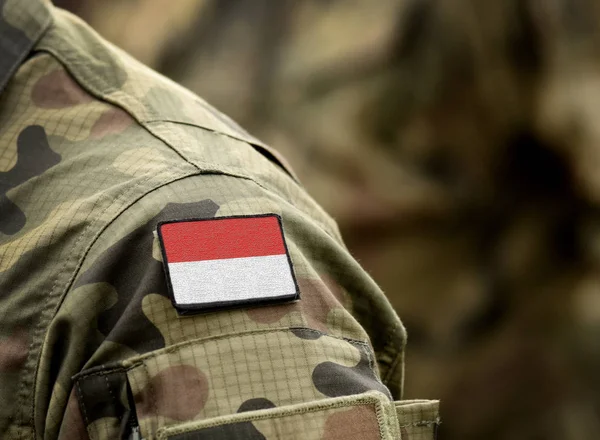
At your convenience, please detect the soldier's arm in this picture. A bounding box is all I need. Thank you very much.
[56,171,438,439]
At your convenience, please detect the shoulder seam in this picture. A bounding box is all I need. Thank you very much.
[33,47,202,172]
[34,8,299,181]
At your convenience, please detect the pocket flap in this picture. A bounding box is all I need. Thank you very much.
[158,392,440,440]
[158,391,398,440]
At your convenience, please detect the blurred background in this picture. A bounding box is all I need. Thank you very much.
[54,0,600,438]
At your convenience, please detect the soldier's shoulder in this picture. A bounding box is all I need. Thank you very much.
[35,6,295,182]
[19,4,342,241]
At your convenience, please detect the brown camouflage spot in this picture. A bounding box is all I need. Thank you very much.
[136,365,209,421]
[247,277,345,332]
[245,301,294,324]
[31,68,93,108]
[322,274,349,307]
[0,330,28,372]
[57,389,88,440]
[89,107,135,139]
[322,405,380,440]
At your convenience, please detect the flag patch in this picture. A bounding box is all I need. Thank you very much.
[157,214,299,314]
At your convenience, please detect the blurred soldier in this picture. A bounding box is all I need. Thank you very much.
[366,0,600,438]
[0,0,438,439]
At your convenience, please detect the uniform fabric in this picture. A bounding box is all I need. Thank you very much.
[0,1,438,439]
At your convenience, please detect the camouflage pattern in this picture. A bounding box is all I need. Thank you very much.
[0,1,438,439]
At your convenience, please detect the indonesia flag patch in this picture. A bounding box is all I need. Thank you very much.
[157,214,299,314]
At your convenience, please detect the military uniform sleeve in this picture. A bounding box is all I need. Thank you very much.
[52,171,437,439]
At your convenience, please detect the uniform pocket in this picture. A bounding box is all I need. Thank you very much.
[157,391,439,440]
[74,328,398,440]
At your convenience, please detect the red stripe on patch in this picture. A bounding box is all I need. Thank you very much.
[159,215,286,263]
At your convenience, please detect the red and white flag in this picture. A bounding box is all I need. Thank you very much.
[157,214,299,313]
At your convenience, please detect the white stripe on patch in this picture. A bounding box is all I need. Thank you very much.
[168,254,297,306]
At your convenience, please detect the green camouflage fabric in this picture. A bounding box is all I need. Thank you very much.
[0,1,438,439]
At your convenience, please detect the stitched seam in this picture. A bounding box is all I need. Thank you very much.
[144,119,298,182]
[103,374,120,423]
[13,43,202,423]
[358,340,392,400]
[384,340,404,383]
[73,368,127,381]
[383,351,403,397]
[22,166,172,432]
[382,322,406,396]
[398,418,441,428]
[144,118,262,145]
[373,401,387,439]
[75,380,93,440]
[145,118,268,151]
[21,195,126,430]
[22,166,199,432]
[144,362,158,436]
[290,327,370,346]
[73,327,371,379]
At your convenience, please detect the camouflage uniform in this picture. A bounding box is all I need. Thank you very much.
[0,1,439,439]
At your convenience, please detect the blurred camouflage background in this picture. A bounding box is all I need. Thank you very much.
[54,0,600,438]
